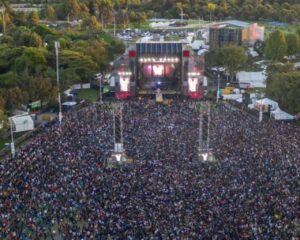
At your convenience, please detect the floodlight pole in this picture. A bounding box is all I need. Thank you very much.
[10,119,15,159]
[95,73,103,104]
[206,103,211,152]
[198,104,203,157]
[259,102,263,122]
[216,74,220,103]
[259,93,263,122]
[55,41,62,126]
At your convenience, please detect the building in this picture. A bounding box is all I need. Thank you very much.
[209,21,264,48]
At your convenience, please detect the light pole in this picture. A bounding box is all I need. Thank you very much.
[95,73,103,104]
[259,93,263,123]
[216,73,220,103]
[55,41,62,125]
[9,119,15,159]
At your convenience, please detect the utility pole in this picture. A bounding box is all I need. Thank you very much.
[9,119,15,159]
[198,105,203,157]
[113,103,124,150]
[55,41,62,126]
[95,73,103,104]
[259,93,263,123]
[216,74,220,103]
[113,11,116,37]
[198,102,211,161]
[180,8,184,24]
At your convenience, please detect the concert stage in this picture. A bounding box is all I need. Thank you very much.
[114,40,205,100]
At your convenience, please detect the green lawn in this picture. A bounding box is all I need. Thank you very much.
[0,137,9,150]
[256,21,299,38]
[77,89,99,102]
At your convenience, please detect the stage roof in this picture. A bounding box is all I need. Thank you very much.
[136,42,183,56]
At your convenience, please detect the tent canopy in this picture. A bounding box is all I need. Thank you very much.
[237,71,266,88]
[10,115,34,133]
[271,108,295,120]
[255,98,279,111]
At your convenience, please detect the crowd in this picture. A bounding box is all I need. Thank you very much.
[0,98,299,239]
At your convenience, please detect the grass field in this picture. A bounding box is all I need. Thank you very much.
[77,89,99,102]
[0,137,9,150]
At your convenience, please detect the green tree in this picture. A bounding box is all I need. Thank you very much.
[26,77,58,106]
[16,47,47,76]
[29,11,40,26]
[13,12,27,26]
[65,0,81,21]
[46,5,56,21]
[266,70,300,114]
[205,45,247,81]
[207,3,217,21]
[264,30,287,61]
[82,16,101,30]
[59,49,98,85]
[4,87,28,111]
[221,45,247,81]
[286,33,300,56]
[0,109,8,138]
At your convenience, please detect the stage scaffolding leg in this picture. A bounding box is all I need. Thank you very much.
[198,102,212,161]
[107,103,132,168]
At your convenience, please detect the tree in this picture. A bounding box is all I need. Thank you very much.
[0,109,8,138]
[26,77,58,106]
[46,6,56,21]
[16,47,47,76]
[59,49,98,85]
[205,45,247,81]
[0,95,5,110]
[266,70,300,114]
[221,45,247,81]
[286,33,300,56]
[29,11,40,26]
[13,12,27,26]
[4,87,28,111]
[264,30,287,61]
[207,3,217,21]
[64,0,81,21]
[33,24,58,39]
[82,16,101,30]
[77,40,108,70]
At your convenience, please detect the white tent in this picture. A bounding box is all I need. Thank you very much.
[197,49,208,56]
[191,40,204,50]
[255,98,279,111]
[271,108,295,121]
[62,101,77,107]
[236,71,266,88]
[10,115,34,133]
[222,94,242,101]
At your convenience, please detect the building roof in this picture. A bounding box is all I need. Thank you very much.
[222,20,250,28]
[210,20,251,29]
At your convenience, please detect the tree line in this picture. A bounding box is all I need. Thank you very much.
[5,0,300,24]
[0,2,125,134]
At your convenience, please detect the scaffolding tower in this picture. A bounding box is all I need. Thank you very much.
[107,103,132,168]
[198,101,214,161]
[113,102,124,152]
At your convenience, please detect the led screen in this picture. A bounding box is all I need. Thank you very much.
[142,63,176,77]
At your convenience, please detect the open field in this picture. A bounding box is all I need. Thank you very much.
[77,89,99,102]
